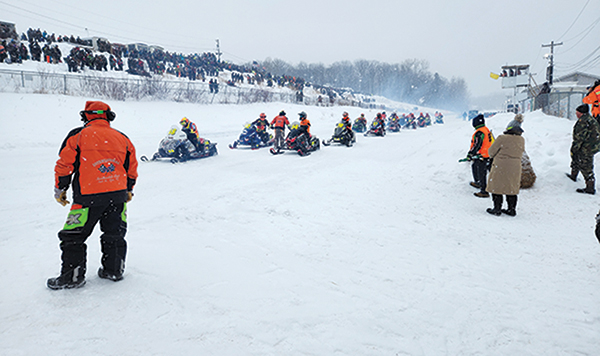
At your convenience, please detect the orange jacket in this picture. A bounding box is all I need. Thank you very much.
[55,119,138,205]
[270,115,290,129]
[469,126,493,158]
[300,118,311,134]
[583,84,600,118]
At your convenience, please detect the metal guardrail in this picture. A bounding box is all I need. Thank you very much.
[0,68,397,111]
[0,68,301,105]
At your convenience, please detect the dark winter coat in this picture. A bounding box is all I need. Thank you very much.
[571,112,600,156]
[486,130,525,195]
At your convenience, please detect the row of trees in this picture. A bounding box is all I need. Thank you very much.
[255,58,469,111]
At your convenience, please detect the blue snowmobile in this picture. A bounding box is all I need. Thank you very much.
[229,123,274,149]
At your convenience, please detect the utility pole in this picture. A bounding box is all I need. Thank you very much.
[541,40,563,85]
[215,39,222,62]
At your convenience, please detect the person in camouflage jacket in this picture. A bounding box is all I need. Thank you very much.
[567,104,600,194]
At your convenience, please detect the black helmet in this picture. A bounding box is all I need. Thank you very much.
[279,110,286,116]
[298,111,307,118]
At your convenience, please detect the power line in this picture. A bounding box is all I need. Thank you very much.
[560,16,600,54]
[0,0,217,53]
[557,0,591,41]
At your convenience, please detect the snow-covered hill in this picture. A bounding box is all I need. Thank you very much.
[0,93,599,355]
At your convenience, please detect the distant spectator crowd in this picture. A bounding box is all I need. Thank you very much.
[1,26,319,99]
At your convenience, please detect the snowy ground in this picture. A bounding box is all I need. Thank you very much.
[0,93,599,355]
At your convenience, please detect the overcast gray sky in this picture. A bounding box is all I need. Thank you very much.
[2,0,599,98]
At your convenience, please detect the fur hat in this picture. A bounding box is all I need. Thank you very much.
[505,113,524,133]
[472,114,485,128]
[576,104,589,114]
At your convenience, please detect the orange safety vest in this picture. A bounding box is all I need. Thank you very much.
[583,84,600,118]
[470,126,493,158]
[300,118,311,134]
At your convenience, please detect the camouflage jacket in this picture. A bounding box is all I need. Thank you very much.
[572,113,600,155]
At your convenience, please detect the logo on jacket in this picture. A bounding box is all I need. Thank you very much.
[98,163,116,174]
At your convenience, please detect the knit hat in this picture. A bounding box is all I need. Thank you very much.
[505,113,524,133]
[80,101,113,122]
[472,114,485,128]
[576,104,589,114]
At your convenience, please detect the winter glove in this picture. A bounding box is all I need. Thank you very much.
[127,191,134,202]
[459,153,472,162]
[54,188,69,206]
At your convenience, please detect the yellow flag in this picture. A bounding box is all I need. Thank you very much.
[490,72,500,80]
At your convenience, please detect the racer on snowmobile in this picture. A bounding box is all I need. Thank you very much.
[404,113,417,129]
[417,113,427,128]
[425,113,432,126]
[141,125,218,163]
[229,120,274,149]
[387,113,401,132]
[323,111,356,147]
[251,113,271,144]
[353,113,368,132]
[180,117,201,151]
[365,113,386,137]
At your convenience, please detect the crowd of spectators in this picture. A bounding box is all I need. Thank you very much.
[1,26,316,96]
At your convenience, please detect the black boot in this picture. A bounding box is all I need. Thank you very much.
[99,235,126,281]
[576,178,595,195]
[486,194,502,216]
[98,267,124,281]
[566,169,579,182]
[502,195,517,216]
[47,265,86,290]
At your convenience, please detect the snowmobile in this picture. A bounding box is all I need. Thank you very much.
[434,113,444,124]
[322,122,356,147]
[364,120,386,137]
[140,125,218,164]
[404,116,417,130]
[352,118,368,133]
[270,121,320,156]
[387,117,401,133]
[229,123,274,149]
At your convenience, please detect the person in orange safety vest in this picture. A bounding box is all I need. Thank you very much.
[467,114,494,198]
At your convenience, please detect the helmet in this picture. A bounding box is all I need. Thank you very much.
[377,113,382,118]
[279,110,286,116]
[260,113,266,118]
[360,113,364,117]
[298,111,307,119]
[180,117,190,126]
[343,111,349,117]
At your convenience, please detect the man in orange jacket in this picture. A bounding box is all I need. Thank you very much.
[48,101,138,290]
